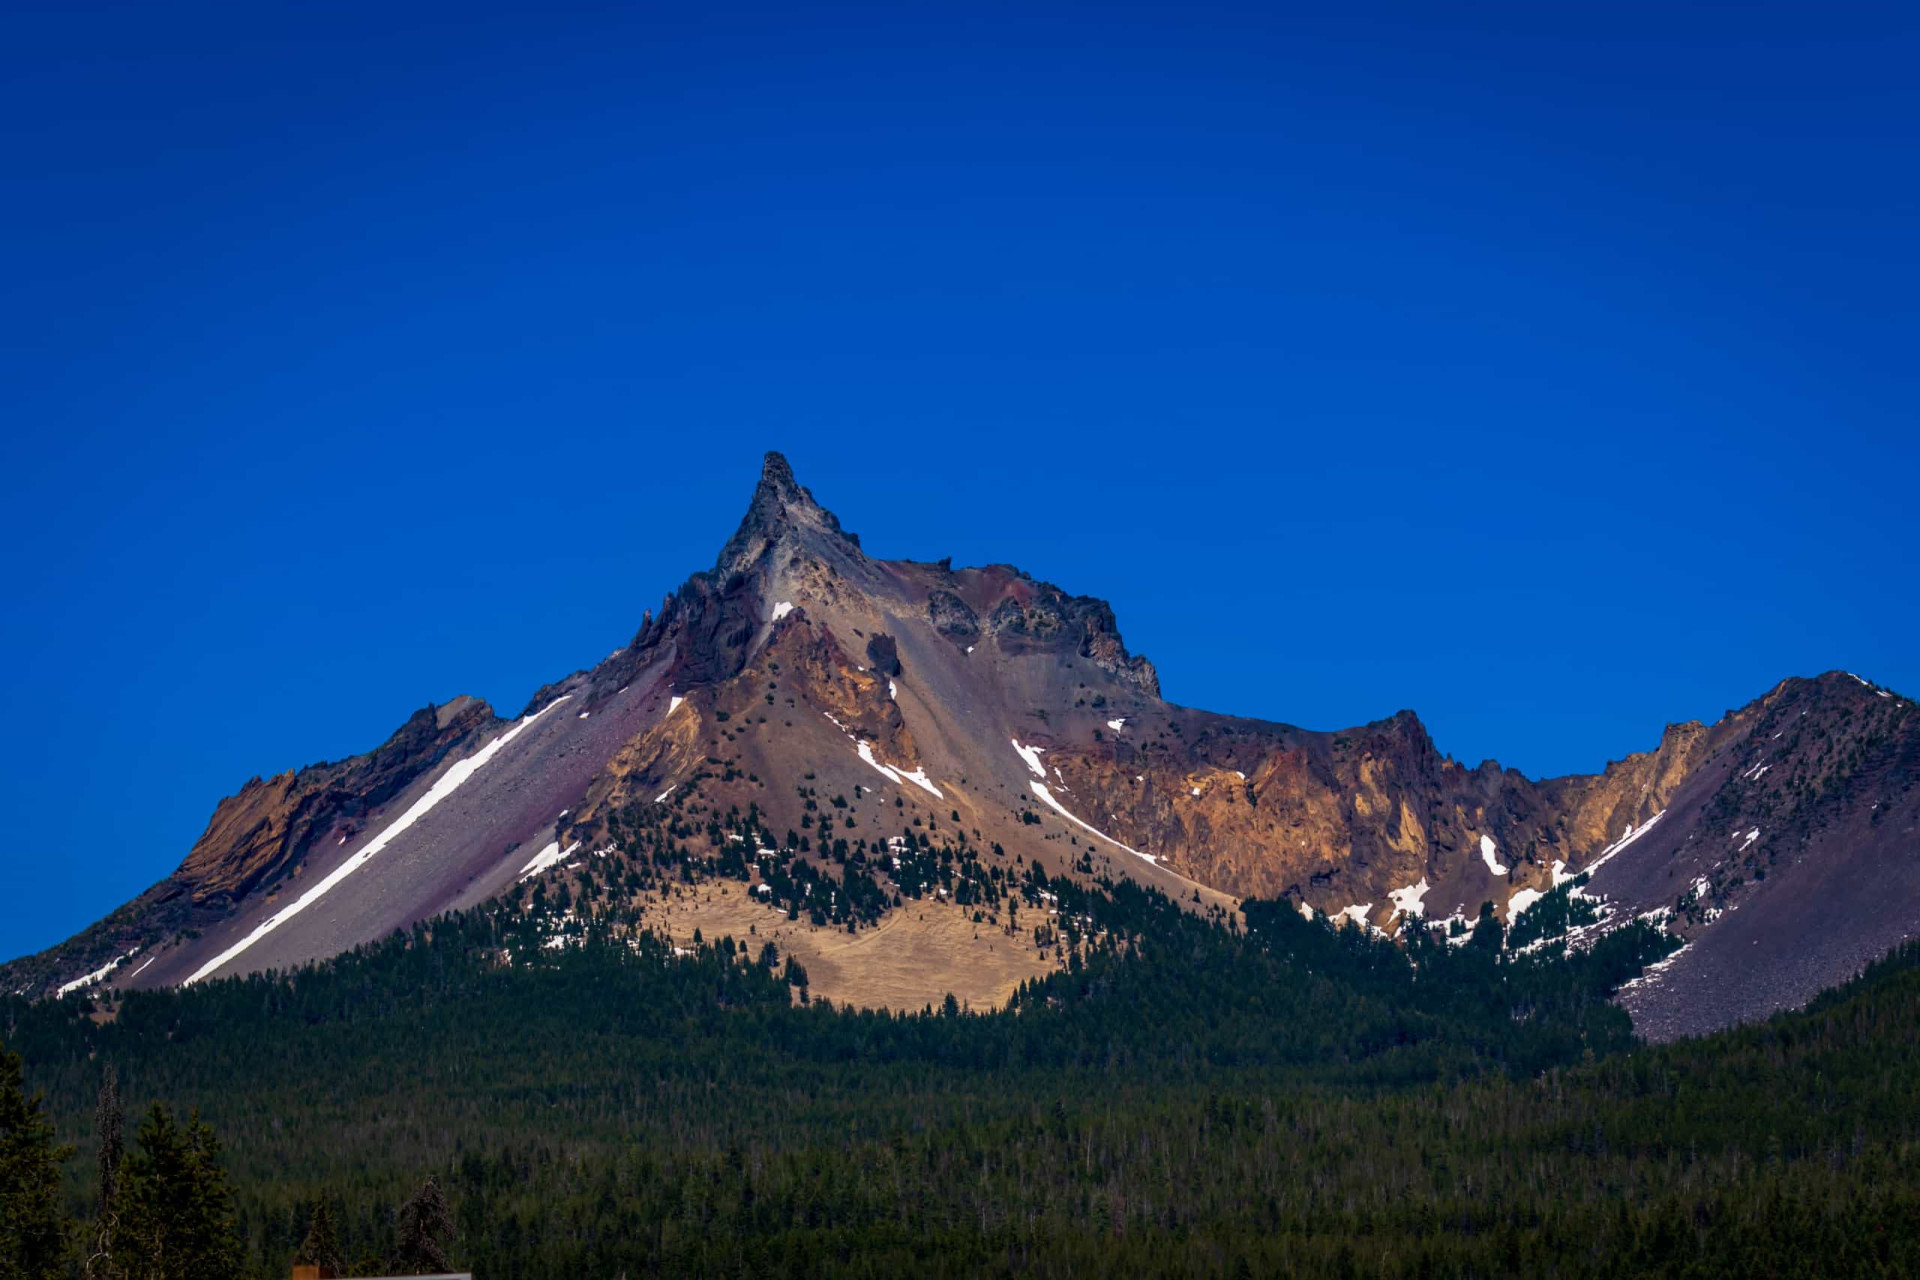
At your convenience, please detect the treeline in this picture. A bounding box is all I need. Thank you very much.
[4,878,1919,1276]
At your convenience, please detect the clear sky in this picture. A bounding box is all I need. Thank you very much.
[3,1,1915,961]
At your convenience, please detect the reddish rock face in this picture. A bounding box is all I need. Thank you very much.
[179,697,499,905]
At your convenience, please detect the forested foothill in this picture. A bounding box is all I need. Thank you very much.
[6,860,1920,1278]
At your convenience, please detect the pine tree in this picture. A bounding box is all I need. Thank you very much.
[1467,900,1506,957]
[295,1194,344,1278]
[113,1104,242,1280]
[87,1064,125,1280]
[96,1065,124,1197]
[0,1040,71,1280]
[392,1175,454,1275]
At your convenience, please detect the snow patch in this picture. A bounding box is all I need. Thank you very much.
[889,679,898,699]
[855,739,902,785]
[1297,900,1315,921]
[1107,718,1126,732]
[519,839,582,882]
[771,601,795,621]
[1479,834,1509,876]
[846,732,943,797]
[655,785,675,803]
[58,947,140,998]
[1583,810,1665,878]
[1029,782,1163,869]
[1617,943,1692,995]
[1506,887,1545,920]
[668,695,685,715]
[1334,903,1373,928]
[182,695,571,985]
[1387,878,1430,920]
[1011,739,1047,779]
[896,765,943,799]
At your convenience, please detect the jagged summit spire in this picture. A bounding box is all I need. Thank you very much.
[712,450,862,580]
[759,449,799,492]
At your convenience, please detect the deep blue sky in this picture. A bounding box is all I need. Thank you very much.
[3,1,1915,960]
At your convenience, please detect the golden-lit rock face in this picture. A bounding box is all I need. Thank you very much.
[1025,707,1736,921]
[1548,721,1720,859]
[178,772,304,902]
[178,697,497,904]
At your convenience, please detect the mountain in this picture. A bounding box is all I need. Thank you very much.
[6,452,1915,1039]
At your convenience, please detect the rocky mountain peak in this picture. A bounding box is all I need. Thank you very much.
[712,450,863,581]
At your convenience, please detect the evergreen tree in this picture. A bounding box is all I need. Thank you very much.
[113,1104,242,1280]
[86,1064,124,1280]
[392,1175,454,1275]
[0,1040,70,1280]
[1466,899,1506,956]
[295,1194,344,1278]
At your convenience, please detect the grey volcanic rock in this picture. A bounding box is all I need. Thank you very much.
[713,451,862,581]
[926,589,979,640]
[865,633,901,676]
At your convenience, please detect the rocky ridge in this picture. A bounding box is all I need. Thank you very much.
[6,453,1914,1040]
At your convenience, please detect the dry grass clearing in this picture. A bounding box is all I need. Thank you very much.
[639,886,1061,1013]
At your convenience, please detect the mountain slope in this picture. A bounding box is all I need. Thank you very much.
[1574,670,1920,1039]
[6,453,1914,1041]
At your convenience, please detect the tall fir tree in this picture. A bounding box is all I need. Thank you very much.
[112,1104,242,1280]
[295,1194,344,1279]
[86,1064,124,1280]
[0,1040,71,1280]
[393,1175,455,1275]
